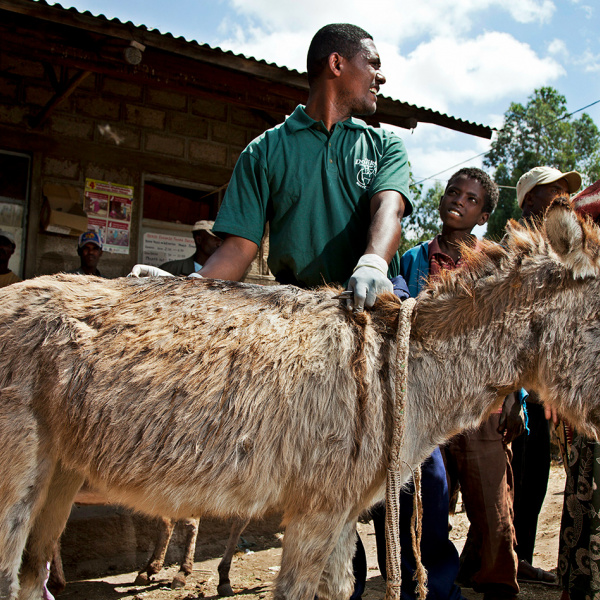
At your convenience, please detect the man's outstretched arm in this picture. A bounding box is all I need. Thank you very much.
[347,190,407,311]
[197,235,259,282]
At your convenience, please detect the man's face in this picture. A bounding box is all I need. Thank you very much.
[193,230,222,257]
[0,237,15,264]
[439,175,489,232]
[522,178,570,220]
[80,242,102,270]
[338,39,386,117]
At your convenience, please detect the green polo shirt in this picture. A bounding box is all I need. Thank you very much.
[213,105,412,288]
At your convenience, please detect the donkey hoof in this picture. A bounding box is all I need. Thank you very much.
[171,574,187,589]
[134,572,150,585]
[217,583,235,596]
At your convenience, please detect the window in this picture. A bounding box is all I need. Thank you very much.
[0,151,30,276]
[140,177,221,265]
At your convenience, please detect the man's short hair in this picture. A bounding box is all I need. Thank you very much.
[446,167,499,214]
[307,23,373,84]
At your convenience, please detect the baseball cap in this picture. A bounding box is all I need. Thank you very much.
[572,179,600,221]
[192,220,215,233]
[516,166,582,208]
[0,230,16,246]
[78,230,103,249]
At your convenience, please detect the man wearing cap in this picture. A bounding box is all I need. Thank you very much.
[159,220,222,276]
[517,166,581,222]
[72,230,105,277]
[0,230,21,288]
[511,165,581,586]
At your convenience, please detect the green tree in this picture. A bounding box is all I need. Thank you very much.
[399,181,444,255]
[484,87,600,240]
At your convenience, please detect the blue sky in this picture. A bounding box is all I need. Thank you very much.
[49,0,600,194]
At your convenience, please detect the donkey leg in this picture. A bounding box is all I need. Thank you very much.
[47,541,66,596]
[17,463,83,600]
[171,518,199,589]
[317,518,358,600]
[0,390,54,600]
[217,517,250,597]
[274,511,349,600]
[135,517,175,585]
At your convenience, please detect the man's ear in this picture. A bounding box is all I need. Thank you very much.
[477,212,490,227]
[328,52,344,77]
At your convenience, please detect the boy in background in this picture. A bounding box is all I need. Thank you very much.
[373,167,503,600]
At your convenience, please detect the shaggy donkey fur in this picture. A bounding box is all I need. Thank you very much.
[1,201,599,600]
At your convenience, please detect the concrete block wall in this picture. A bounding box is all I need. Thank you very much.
[0,49,276,282]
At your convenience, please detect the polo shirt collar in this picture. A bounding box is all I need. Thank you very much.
[285,105,368,134]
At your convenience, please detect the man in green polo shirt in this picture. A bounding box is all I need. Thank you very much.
[197,23,412,311]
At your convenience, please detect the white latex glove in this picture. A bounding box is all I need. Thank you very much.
[347,254,393,311]
[128,264,174,278]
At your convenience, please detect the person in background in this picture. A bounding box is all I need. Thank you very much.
[374,167,500,600]
[0,230,22,288]
[72,230,105,277]
[558,177,600,600]
[512,166,581,587]
[159,220,222,276]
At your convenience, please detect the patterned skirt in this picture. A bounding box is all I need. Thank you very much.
[558,434,600,600]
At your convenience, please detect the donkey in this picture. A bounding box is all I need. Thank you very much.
[134,516,248,595]
[1,201,600,600]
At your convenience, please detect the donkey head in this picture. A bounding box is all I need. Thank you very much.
[509,200,600,438]
[544,199,600,278]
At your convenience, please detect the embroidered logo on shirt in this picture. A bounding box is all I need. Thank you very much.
[355,158,377,189]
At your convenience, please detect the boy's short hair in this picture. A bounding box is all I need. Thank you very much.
[307,24,373,85]
[446,167,499,214]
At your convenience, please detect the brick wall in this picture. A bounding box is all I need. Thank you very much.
[0,50,276,283]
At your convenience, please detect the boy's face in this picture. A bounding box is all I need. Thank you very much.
[439,175,490,233]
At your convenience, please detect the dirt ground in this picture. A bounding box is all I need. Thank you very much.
[58,464,567,600]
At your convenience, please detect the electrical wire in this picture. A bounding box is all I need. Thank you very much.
[412,97,600,187]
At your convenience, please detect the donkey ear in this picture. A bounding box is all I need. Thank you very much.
[545,200,600,278]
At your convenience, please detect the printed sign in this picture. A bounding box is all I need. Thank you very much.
[142,232,195,266]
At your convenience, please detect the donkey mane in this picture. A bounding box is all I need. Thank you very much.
[413,208,600,345]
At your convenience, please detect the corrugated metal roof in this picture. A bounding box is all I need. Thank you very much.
[43,0,311,78]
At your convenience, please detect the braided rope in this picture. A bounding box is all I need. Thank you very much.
[384,297,427,600]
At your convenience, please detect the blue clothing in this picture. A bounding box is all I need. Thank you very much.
[400,241,429,297]
[391,274,410,301]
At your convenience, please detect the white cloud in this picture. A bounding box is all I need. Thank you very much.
[574,49,600,73]
[379,32,564,114]
[383,123,492,189]
[570,0,594,19]
[226,0,557,42]
[548,39,569,58]
[503,0,555,24]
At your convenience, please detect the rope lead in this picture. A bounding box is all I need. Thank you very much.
[384,298,428,600]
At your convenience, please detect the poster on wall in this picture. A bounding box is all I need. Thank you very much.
[84,179,133,254]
